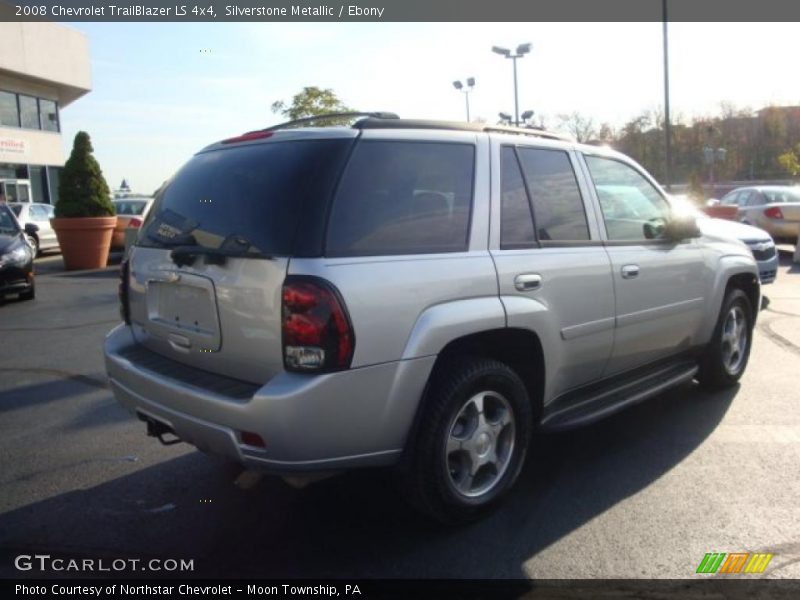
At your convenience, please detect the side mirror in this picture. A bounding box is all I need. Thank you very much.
[24,223,39,235]
[665,214,701,241]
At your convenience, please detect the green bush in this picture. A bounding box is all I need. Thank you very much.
[56,131,115,218]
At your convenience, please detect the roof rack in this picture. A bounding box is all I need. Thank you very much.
[257,112,573,142]
[354,117,573,142]
[264,111,399,132]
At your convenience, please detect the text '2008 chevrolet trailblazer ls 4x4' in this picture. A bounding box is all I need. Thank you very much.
[105,113,760,523]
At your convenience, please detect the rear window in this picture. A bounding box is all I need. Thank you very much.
[139,139,353,257]
[326,141,475,257]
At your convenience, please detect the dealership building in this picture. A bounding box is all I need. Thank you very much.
[0,21,91,205]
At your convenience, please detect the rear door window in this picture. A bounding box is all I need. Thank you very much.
[516,148,590,242]
[139,139,353,257]
[500,146,536,248]
[326,141,475,257]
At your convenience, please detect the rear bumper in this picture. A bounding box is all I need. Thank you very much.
[104,325,434,472]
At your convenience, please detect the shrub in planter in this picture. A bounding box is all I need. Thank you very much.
[51,131,117,270]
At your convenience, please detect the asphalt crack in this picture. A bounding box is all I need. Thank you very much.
[0,367,107,389]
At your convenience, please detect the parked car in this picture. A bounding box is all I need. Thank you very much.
[719,186,800,243]
[112,197,153,249]
[671,195,778,284]
[8,202,57,256]
[0,202,35,301]
[105,114,760,523]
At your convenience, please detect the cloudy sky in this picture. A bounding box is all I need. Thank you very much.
[60,22,800,193]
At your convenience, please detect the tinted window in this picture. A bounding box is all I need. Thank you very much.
[140,139,352,257]
[19,95,39,129]
[327,141,474,257]
[9,205,22,217]
[0,91,19,127]
[39,99,59,132]
[517,148,589,242]
[585,156,670,241]
[500,146,536,248]
[0,205,20,233]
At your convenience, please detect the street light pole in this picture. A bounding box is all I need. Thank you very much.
[492,43,531,126]
[452,78,476,122]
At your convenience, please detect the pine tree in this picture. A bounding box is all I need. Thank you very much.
[56,131,115,218]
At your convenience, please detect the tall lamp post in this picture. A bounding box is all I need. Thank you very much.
[662,0,673,191]
[492,43,531,126]
[452,78,476,122]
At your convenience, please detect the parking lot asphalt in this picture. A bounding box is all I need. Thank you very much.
[1,252,799,580]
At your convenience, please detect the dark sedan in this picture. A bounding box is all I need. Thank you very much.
[0,203,35,301]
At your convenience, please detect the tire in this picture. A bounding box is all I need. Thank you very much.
[26,235,39,257]
[396,357,533,524]
[697,288,753,389]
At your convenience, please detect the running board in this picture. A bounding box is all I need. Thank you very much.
[540,361,699,431]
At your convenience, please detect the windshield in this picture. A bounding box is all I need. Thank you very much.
[139,139,352,257]
[0,205,21,234]
[763,189,800,204]
[8,204,22,217]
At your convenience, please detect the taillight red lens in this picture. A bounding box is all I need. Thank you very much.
[221,130,274,144]
[128,217,143,228]
[119,258,131,325]
[282,277,354,372]
[764,206,784,219]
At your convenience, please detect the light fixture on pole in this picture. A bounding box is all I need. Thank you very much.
[452,78,476,121]
[521,110,534,125]
[498,112,512,125]
[492,43,531,126]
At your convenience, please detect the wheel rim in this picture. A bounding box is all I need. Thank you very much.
[445,390,516,499]
[721,305,748,375]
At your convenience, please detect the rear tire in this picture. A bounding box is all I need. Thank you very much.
[396,357,533,524]
[697,288,753,388]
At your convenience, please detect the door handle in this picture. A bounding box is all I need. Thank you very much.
[514,273,542,291]
[621,264,640,279]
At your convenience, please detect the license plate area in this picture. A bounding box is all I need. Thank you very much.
[145,273,221,352]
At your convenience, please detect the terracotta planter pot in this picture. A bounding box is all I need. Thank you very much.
[51,216,117,270]
[111,218,127,249]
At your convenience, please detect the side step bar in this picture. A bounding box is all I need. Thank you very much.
[541,361,699,431]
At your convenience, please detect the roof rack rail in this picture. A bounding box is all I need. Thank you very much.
[482,124,573,141]
[353,117,573,142]
[264,111,399,132]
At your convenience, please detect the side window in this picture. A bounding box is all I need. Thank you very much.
[721,191,739,206]
[736,191,752,206]
[584,156,671,241]
[500,146,536,248]
[516,148,589,242]
[326,141,474,257]
[746,192,765,207]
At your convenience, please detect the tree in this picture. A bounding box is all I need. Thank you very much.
[556,111,596,142]
[56,131,114,218]
[271,87,353,124]
[778,143,800,176]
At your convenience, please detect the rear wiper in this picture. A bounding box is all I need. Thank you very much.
[169,245,273,267]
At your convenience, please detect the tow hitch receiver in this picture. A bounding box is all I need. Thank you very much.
[138,413,183,446]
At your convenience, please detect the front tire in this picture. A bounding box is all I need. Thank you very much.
[697,288,753,388]
[397,357,533,524]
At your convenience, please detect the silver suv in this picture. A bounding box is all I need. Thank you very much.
[105,114,760,523]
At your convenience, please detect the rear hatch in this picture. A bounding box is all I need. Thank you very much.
[127,131,356,384]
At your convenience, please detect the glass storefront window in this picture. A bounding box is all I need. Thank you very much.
[0,91,19,127]
[19,95,40,129]
[39,99,59,132]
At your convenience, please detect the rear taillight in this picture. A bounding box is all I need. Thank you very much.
[221,130,274,144]
[119,258,131,325]
[282,276,354,372]
[128,217,143,228]
[764,206,784,220]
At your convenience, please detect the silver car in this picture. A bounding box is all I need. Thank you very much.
[719,185,800,244]
[8,202,57,256]
[105,114,760,523]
